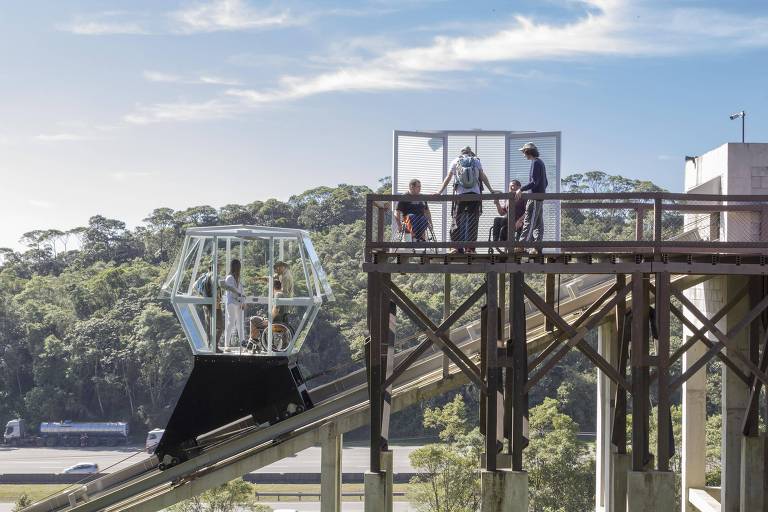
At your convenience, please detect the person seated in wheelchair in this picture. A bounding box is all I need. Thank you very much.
[248,279,293,351]
[395,178,432,242]
[492,180,526,243]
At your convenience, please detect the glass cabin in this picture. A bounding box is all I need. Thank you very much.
[161,226,333,356]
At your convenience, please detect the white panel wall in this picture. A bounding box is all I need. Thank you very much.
[475,136,506,251]
[508,133,561,242]
[394,134,446,240]
[393,130,562,248]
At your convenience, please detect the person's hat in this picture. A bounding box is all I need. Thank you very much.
[460,145,475,155]
[518,142,537,152]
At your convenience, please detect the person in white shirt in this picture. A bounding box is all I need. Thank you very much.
[436,146,497,254]
[222,259,245,347]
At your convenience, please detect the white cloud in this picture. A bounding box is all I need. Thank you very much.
[199,75,242,86]
[171,0,301,33]
[124,99,240,125]
[28,199,54,209]
[124,0,768,123]
[34,133,103,142]
[143,71,183,83]
[143,70,242,86]
[59,12,149,35]
[112,172,153,182]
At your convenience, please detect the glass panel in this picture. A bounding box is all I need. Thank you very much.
[176,237,203,297]
[395,134,446,241]
[276,236,309,298]
[176,302,212,353]
[302,235,333,300]
[290,303,318,353]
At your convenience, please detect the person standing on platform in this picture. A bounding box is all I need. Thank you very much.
[437,146,497,254]
[222,259,245,347]
[516,142,548,254]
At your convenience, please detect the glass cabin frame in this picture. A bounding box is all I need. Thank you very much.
[162,226,333,356]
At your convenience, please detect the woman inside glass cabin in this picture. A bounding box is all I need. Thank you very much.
[222,259,245,347]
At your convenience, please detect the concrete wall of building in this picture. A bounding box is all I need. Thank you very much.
[681,142,768,511]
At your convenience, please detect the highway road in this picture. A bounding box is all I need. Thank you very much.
[0,445,419,474]
[0,503,417,512]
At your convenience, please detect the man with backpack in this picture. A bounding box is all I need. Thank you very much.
[437,146,497,254]
[515,142,548,254]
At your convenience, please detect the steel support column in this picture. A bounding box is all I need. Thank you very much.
[509,272,527,471]
[367,272,392,473]
[655,272,672,471]
[631,272,650,471]
[485,272,500,471]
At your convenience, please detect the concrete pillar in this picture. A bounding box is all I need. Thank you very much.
[364,471,386,512]
[722,276,750,512]
[626,471,675,512]
[480,470,528,512]
[611,452,630,512]
[320,424,342,512]
[381,450,393,512]
[596,322,618,511]
[681,330,708,512]
[740,435,765,511]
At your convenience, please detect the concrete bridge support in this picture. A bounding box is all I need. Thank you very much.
[363,450,393,512]
[722,276,751,512]
[681,328,708,512]
[480,470,528,512]
[626,471,675,512]
[740,435,765,511]
[596,321,620,511]
[320,424,342,512]
[612,453,630,512]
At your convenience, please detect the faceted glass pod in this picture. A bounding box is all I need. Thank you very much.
[161,226,333,356]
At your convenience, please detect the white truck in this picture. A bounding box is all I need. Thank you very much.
[3,418,130,447]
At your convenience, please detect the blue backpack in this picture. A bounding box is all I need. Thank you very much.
[455,155,479,189]
[193,272,212,297]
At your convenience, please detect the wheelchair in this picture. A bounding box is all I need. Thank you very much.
[394,214,438,253]
[488,216,518,255]
[245,319,293,353]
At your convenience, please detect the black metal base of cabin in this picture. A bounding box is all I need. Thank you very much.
[155,354,312,468]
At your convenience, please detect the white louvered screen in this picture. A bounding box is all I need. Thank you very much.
[394,134,446,241]
[445,135,506,252]
[508,133,561,244]
[475,136,506,252]
[393,130,562,250]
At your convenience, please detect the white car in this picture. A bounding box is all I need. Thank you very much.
[145,428,164,453]
[62,462,99,474]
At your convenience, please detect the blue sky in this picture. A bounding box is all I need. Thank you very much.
[1,0,767,250]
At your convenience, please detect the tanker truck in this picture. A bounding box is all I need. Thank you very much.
[3,418,129,447]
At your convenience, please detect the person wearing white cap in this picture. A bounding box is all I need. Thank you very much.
[436,146,497,254]
[515,142,548,253]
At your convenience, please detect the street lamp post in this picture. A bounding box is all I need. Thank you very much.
[729,111,746,143]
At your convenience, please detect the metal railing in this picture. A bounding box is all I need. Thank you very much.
[366,192,768,258]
